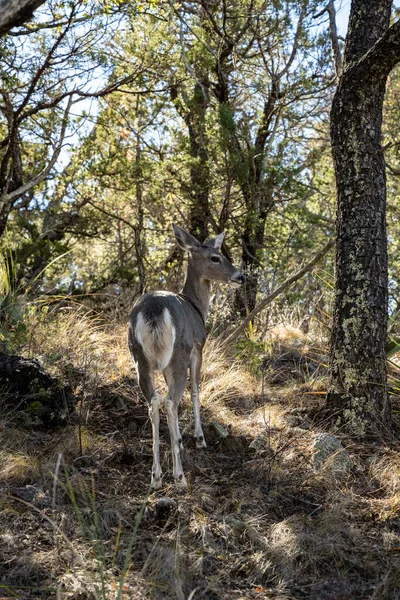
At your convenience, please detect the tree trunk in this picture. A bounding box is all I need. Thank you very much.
[234,200,268,316]
[171,80,210,241]
[187,82,210,241]
[326,0,399,436]
[135,115,146,294]
[0,0,46,36]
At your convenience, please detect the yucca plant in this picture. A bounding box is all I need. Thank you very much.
[0,248,73,351]
[0,250,27,349]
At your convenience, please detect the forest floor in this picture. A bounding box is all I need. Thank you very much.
[1,306,400,600]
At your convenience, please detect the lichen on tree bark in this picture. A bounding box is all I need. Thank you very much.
[326,0,400,436]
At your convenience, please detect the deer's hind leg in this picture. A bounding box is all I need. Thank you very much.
[136,362,163,490]
[163,354,191,489]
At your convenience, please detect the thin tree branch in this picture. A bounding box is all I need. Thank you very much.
[15,6,75,118]
[277,5,306,78]
[8,10,105,35]
[1,96,73,206]
[313,6,328,20]
[326,0,343,79]
[18,70,156,123]
[222,239,334,347]
[168,0,217,58]
[386,162,400,176]
[85,199,137,233]
[313,1,343,79]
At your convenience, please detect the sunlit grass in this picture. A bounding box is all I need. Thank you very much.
[0,451,40,485]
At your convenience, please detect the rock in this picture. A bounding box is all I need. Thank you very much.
[289,426,311,436]
[155,497,176,522]
[263,350,321,385]
[283,413,311,429]
[0,354,76,429]
[11,484,51,507]
[211,421,229,438]
[249,436,266,451]
[312,433,352,475]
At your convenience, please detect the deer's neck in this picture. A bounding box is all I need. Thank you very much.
[181,264,210,322]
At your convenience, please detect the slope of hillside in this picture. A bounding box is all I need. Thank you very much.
[1,309,399,600]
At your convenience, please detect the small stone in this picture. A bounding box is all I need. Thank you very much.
[283,413,311,429]
[211,421,229,438]
[249,436,266,451]
[312,433,352,475]
[289,426,310,436]
[12,484,50,507]
[155,497,176,520]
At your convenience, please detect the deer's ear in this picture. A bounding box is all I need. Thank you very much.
[204,232,224,251]
[172,224,200,251]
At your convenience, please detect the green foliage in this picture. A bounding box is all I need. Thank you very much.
[218,104,236,133]
[1,0,338,308]
[0,252,28,348]
[236,321,267,375]
[0,0,397,353]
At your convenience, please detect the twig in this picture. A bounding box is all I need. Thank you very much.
[326,0,343,79]
[313,1,343,80]
[52,452,63,510]
[222,239,334,347]
[1,95,73,205]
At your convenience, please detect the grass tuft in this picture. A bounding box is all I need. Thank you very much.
[0,451,40,484]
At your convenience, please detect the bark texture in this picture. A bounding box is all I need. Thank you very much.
[327,0,399,436]
[0,0,46,36]
[187,81,211,241]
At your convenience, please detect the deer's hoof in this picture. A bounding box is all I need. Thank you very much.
[151,473,163,490]
[195,434,207,449]
[175,473,188,490]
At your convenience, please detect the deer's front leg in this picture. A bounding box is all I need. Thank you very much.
[190,347,206,449]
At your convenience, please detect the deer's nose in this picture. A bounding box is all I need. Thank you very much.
[231,273,245,285]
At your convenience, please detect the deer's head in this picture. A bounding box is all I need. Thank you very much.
[173,224,245,288]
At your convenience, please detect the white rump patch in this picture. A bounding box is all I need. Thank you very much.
[135,308,176,371]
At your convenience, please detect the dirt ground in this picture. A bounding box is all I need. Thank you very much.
[1,318,400,599]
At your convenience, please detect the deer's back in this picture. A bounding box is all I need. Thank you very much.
[128,291,206,371]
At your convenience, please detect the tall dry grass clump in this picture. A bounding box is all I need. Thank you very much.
[199,337,258,433]
[20,303,132,391]
[368,453,400,495]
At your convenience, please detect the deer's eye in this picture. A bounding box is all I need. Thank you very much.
[211,255,220,263]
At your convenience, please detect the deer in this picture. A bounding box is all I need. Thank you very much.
[128,224,244,489]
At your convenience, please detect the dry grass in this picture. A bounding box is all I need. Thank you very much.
[22,304,132,390]
[369,453,400,495]
[0,306,400,599]
[200,339,259,433]
[0,452,40,485]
